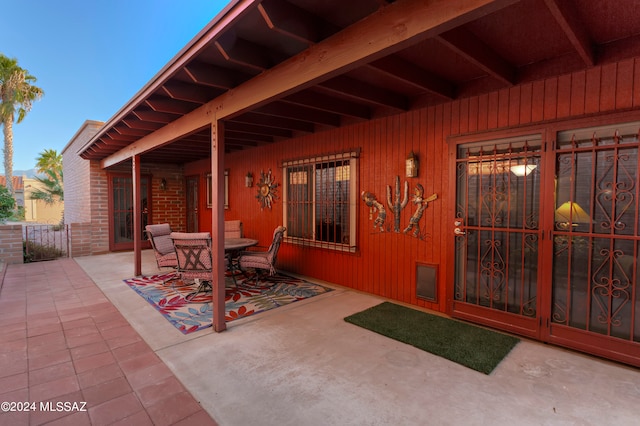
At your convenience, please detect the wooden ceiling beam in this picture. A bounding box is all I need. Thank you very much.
[282,90,371,119]
[113,126,149,136]
[96,137,130,149]
[225,130,274,143]
[229,112,315,133]
[224,138,263,148]
[215,34,270,71]
[318,76,408,111]
[543,0,594,67]
[132,108,178,124]
[106,131,137,142]
[184,61,243,89]
[436,27,516,85]
[253,101,341,126]
[145,97,199,114]
[101,0,517,167]
[258,0,329,45]
[121,118,163,132]
[367,55,455,99]
[161,82,218,104]
[224,121,293,138]
[209,0,518,118]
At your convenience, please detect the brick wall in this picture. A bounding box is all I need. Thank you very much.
[149,166,186,231]
[62,120,103,224]
[90,162,110,254]
[0,224,24,264]
[69,222,93,257]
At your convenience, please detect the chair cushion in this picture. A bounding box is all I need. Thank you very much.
[157,252,177,268]
[170,232,213,280]
[146,223,171,236]
[224,220,243,238]
[146,224,174,255]
[170,232,211,241]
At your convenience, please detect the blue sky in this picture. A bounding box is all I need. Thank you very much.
[2,0,227,172]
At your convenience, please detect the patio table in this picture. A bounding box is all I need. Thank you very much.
[225,238,259,283]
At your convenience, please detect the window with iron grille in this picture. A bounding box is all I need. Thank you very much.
[283,151,358,251]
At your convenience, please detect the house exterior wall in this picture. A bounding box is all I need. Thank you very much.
[61,58,640,309]
[22,177,64,224]
[62,120,103,224]
[217,57,640,313]
[89,161,110,254]
[148,165,187,231]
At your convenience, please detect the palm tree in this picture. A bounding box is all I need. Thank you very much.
[0,54,44,196]
[35,148,62,180]
[31,149,63,204]
[30,169,64,205]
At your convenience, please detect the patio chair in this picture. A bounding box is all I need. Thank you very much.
[237,226,286,285]
[224,220,243,238]
[145,223,179,285]
[170,232,229,299]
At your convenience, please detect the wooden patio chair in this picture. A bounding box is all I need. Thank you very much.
[145,223,179,286]
[237,226,286,285]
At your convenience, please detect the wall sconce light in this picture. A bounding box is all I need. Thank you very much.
[406,151,419,178]
[245,172,254,188]
[160,178,167,191]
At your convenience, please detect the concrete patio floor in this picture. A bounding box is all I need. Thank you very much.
[2,250,640,425]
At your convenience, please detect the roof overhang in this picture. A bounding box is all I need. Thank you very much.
[78,0,640,167]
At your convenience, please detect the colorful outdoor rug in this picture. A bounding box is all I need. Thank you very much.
[124,272,333,334]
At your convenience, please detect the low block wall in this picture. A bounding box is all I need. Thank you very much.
[0,224,24,265]
[70,222,93,257]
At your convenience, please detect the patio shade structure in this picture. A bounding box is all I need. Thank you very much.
[76,0,640,332]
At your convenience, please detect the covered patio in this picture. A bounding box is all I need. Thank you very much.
[64,0,640,367]
[1,254,639,424]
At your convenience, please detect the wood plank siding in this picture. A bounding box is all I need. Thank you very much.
[188,57,640,314]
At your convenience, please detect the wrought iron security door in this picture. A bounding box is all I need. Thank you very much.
[109,174,150,251]
[453,136,542,337]
[186,176,199,233]
[550,123,640,365]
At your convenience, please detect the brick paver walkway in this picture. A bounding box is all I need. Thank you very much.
[0,259,217,425]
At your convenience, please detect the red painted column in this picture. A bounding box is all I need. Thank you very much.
[132,154,142,276]
[211,119,227,332]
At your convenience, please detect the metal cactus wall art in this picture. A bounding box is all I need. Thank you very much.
[362,176,437,238]
[387,176,409,232]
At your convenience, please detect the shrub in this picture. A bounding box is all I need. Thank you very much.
[0,185,15,222]
[23,240,66,263]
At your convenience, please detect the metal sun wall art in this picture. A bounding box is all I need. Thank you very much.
[256,169,278,210]
[361,175,437,239]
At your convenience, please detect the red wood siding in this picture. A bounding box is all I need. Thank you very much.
[205,58,640,314]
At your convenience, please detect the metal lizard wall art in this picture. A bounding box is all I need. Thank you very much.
[404,183,437,238]
[361,191,387,231]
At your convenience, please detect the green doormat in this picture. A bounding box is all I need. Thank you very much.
[344,302,520,374]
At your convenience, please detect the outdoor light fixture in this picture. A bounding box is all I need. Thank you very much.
[406,151,418,178]
[245,172,254,188]
[160,178,167,191]
[510,164,537,177]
